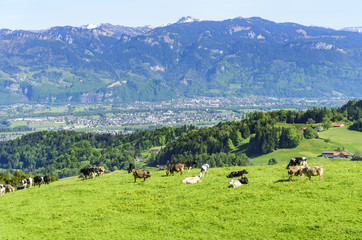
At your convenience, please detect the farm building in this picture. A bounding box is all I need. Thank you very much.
[322,151,352,158]
[322,151,335,158]
[334,123,344,127]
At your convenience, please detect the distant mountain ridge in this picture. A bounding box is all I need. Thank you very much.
[341,27,362,33]
[0,17,361,104]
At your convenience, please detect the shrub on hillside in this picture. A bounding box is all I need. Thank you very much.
[303,127,318,139]
[268,158,278,165]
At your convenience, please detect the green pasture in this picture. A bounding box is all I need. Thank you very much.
[0,160,360,240]
[319,127,362,153]
[251,138,341,166]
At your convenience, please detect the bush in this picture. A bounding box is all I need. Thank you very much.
[268,158,278,165]
[304,127,317,139]
[352,150,362,161]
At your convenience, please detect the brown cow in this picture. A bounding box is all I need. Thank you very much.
[5,185,15,193]
[301,166,324,181]
[95,166,106,177]
[133,169,152,182]
[287,166,305,181]
[166,163,185,176]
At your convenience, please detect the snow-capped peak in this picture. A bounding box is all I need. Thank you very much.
[177,16,200,24]
[83,24,98,30]
[341,27,362,33]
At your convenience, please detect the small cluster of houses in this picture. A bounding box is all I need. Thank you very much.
[321,151,352,159]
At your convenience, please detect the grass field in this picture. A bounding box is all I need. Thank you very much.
[319,127,362,154]
[251,138,340,166]
[0,159,360,240]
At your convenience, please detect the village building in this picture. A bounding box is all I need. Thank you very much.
[322,151,352,158]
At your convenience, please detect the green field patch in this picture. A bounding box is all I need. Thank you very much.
[251,138,339,166]
[229,83,241,89]
[208,89,221,94]
[319,127,362,153]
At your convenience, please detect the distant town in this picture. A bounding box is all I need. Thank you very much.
[0,96,351,141]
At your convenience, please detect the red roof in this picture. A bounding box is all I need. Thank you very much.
[334,123,344,127]
[333,152,341,156]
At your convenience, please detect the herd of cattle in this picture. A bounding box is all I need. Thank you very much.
[129,157,323,188]
[286,157,324,181]
[130,161,250,188]
[0,175,52,196]
[0,156,323,196]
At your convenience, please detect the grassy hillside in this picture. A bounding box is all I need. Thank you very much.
[319,127,362,154]
[242,127,362,166]
[0,159,360,239]
[251,138,340,166]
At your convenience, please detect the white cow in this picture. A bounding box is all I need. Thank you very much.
[228,179,243,188]
[301,166,324,181]
[182,176,202,184]
[199,164,209,177]
[0,185,5,195]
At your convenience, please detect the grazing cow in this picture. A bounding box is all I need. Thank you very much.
[226,169,249,178]
[43,176,50,184]
[287,166,305,181]
[132,169,152,182]
[0,185,5,195]
[95,166,106,177]
[301,166,324,181]
[80,167,97,179]
[182,176,202,184]
[128,164,135,173]
[33,176,44,187]
[21,178,33,188]
[199,164,209,177]
[286,157,308,169]
[5,185,15,193]
[166,163,185,176]
[183,161,198,172]
[17,185,26,190]
[228,179,242,188]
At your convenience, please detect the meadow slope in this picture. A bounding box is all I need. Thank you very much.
[0,159,361,240]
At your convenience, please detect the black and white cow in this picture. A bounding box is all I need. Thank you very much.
[80,167,97,179]
[43,176,51,184]
[33,176,44,187]
[238,176,249,184]
[21,178,33,188]
[0,184,5,195]
[286,157,308,169]
[199,164,209,177]
[128,164,135,173]
[226,169,248,178]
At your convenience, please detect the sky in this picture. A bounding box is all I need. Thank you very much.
[0,0,361,30]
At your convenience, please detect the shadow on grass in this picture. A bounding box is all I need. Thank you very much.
[274,179,290,183]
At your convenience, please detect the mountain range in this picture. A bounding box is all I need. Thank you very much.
[0,17,361,104]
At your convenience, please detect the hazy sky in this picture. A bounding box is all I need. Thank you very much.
[0,0,361,30]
